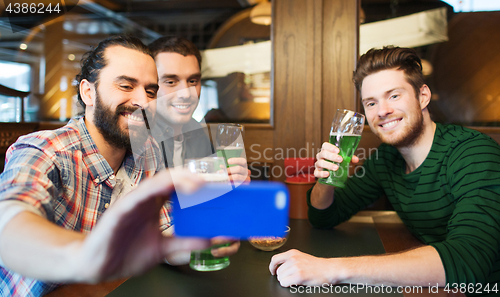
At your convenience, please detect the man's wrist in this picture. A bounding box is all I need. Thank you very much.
[327,257,353,284]
[64,237,96,283]
[310,182,335,210]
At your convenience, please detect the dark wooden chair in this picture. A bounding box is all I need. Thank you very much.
[0,84,30,123]
[0,84,33,172]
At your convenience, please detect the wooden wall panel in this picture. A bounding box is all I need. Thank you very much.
[321,0,359,142]
[40,21,65,121]
[356,126,382,160]
[243,124,274,164]
[272,0,359,181]
[273,0,320,181]
[304,0,324,157]
[429,11,500,125]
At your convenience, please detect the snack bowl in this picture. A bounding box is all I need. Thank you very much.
[248,226,290,251]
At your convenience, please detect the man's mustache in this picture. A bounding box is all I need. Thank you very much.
[116,105,141,114]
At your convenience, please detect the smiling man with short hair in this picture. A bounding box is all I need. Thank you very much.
[148,36,250,181]
[270,46,500,293]
[148,36,211,169]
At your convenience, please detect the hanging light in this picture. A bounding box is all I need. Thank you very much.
[250,1,272,26]
[421,59,433,76]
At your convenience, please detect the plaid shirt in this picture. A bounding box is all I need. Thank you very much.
[0,117,171,296]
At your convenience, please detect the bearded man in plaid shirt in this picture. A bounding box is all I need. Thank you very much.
[0,35,238,296]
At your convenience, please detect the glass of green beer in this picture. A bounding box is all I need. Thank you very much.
[185,157,232,271]
[216,124,245,168]
[185,157,230,184]
[189,242,231,272]
[318,109,365,188]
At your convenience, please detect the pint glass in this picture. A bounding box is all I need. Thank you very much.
[318,109,365,188]
[216,124,244,167]
[185,157,231,271]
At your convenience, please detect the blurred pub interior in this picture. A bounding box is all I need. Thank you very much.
[1,0,500,188]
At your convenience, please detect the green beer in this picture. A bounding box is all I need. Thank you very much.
[190,243,231,271]
[318,133,361,188]
[216,146,243,167]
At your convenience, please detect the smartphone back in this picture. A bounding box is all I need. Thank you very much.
[171,181,289,239]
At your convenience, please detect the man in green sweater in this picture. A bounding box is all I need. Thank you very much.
[269,46,500,292]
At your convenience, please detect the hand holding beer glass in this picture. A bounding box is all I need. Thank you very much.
[184,157,234,271]
[216,123,249,184]
[185,157,230,184]
[216,124,244,167]
[318,109,365,188]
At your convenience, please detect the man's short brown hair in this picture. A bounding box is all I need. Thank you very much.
[353,46,425,98]
[148,36,202,69]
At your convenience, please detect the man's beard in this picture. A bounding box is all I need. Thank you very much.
[374,109,424,148]
[93,92,136,151]
[391,113,424,148]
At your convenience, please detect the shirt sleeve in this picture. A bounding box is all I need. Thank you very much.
[430,136,500,285]
[0,143,62,267]
[153,144,172,233]
[0,143,60,221]
[307,150,386,229]
[159,203,173,233]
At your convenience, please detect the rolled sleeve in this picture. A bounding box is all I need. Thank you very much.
[0,145,60,221]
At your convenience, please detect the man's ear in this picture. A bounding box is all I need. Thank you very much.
[419,84,432,110]
[80,79,95,107]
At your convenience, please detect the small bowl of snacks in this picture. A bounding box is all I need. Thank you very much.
[248,226,290,251]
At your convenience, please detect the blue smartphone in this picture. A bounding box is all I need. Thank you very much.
[170,181,289,239]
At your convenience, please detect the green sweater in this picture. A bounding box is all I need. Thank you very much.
[308,123,500,290]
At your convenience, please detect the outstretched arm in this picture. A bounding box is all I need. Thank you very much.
[269,246,445,287]
[0,169,211,283]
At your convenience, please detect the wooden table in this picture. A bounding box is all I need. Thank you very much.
[46,211,464,297]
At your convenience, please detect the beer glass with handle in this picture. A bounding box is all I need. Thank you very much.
[185,157,232,271]
[216,124,244,168]
[318,109,365,188]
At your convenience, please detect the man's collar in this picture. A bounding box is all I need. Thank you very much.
[74,117,115,185]
[153,116,202,139]
[174,133,184,142]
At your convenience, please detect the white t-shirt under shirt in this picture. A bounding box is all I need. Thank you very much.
[172,134,184,168]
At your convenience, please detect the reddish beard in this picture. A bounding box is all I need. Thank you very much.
[372,112,424,148]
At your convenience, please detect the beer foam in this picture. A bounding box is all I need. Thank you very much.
[217,146,242,150]
[198,173,230,183]
[329,133,361,137]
